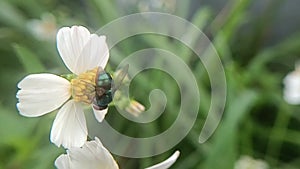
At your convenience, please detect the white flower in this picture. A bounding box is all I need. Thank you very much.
[137,0,176,13]
[16,25,110,149]
[27,13,57,41]
[234,155,269,169]
[55,137,180,169]
[283,65,300,104]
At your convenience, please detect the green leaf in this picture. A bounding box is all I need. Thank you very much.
[0,1,26,28]
[89,0,118,22]
[203,90,258,169]
[0,106,37,145]
[13,44,45,73]
[248,32,300,72]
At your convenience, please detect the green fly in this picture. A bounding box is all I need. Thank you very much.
[92,65,129,110]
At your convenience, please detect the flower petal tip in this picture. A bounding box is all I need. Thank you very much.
[50,100,87,149]
[16,73,71,117]
[92,107,108,123]
[145,150,180,169]
[57,25,109,74]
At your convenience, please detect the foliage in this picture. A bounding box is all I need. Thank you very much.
[0,0,299,168]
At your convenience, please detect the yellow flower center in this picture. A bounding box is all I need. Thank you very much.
[70,67,98,104]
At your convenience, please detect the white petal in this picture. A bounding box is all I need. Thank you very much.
[55,155,71,169]
[16,73,71,117]
[283,70,300,104]
[55,137,119,169]
[56,26,89,74]
[57,25,109,75]
[92,107,108,122]
[91,137,119,169]
[145,151,180,169]
[76,35,109,73]
[50,100,87,148]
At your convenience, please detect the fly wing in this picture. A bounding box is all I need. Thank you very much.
[112,64,129,93]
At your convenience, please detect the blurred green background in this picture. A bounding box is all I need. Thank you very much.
[1,0,300,168]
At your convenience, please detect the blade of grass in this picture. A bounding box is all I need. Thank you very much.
[203,90,258,169]
[0,1,26,29]
[13,44,45,73]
